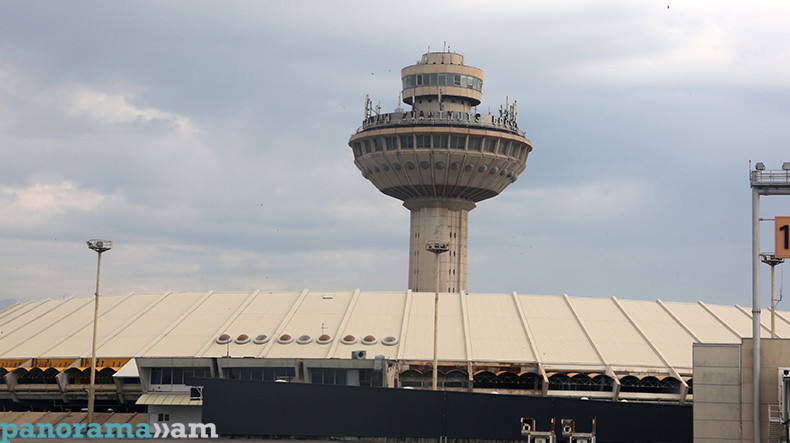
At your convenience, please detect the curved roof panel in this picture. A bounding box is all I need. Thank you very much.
[0,290,773,377]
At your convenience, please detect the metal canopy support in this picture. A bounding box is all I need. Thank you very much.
[196,289,260,357]
[611,296,690,403]
[561,294,621,400]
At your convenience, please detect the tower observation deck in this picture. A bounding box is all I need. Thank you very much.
[349,51,532,292]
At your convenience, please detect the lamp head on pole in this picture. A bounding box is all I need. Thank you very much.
[86,239,112,253]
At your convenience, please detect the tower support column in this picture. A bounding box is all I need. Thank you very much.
[404,198,475,292]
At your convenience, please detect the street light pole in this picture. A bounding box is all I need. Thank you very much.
[86,239,111,424]
[426,241,449,391]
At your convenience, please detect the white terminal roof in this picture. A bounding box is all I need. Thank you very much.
[0,290,781,376]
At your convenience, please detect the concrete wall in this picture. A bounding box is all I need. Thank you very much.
[693,343,741,442]
[741,338,790,442]
[694,338,790,442]
[148,405,201,426]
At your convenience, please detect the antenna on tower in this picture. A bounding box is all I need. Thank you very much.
[395,92,404,113]
[364,95,371,119]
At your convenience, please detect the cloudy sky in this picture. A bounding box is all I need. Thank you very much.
[2,1,789,308]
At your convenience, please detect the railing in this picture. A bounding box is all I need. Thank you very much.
[751,170,790,186]
[356,111,526,137]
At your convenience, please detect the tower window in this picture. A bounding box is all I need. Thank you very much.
[432,135,448,148]
[400,135,414,149]
[450,136,466,149]
[364,140,372,154]
[374,138,383,152]
[353,142,362,158]
[386,136,398,150]
[498,141,509,155]
[484,138,496,153]
[468,137,482,151]
[416,135,431,148]
[416,74,423,86]
[510,143,519,157]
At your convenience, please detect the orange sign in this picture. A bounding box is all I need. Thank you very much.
[777,217,790,259]
[0,359,27,369]
[33,358,77,368]
[79,357,130,368]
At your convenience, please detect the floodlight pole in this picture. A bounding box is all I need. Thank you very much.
[86,240,112,424]
[426,241,449,391]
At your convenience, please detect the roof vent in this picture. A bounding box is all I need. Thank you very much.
[253,334,271,345]
[296,334,313,345]
[341,335,358,345]
[362,335,378,345]
[382,336,399,346]
[277,334,294,344]
[216,334,232,345]
[317,334,332,345]
[235,334,250,344]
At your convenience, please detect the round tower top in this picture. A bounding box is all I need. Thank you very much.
[401,52,484,110]
[419,52,465,65]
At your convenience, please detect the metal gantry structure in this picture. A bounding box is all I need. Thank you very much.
[749,162,790,443]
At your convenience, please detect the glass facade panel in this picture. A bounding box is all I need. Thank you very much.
[385,136,397,150]
[510,143,519,157]
[484,138,496,153]
[310,368,347,385]
[402,74,483,92]
[150,368,161,384]
[151,367,212,385]
[469,137,482,151]
[416,135,431,148]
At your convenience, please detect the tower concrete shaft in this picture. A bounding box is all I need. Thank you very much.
[406,198,473,292]
[349,51,532,292]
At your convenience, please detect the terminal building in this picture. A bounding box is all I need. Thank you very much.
[0,289,786,425]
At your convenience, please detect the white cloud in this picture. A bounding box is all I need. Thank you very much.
[67,87,197,133]
[0,181,111,223]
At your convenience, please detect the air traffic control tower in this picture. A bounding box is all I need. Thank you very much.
[349,51,532,292]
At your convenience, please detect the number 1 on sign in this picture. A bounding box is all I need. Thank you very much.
[777,217,790,259]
